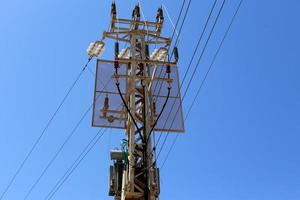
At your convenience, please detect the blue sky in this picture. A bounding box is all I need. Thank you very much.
[1,0,300,199]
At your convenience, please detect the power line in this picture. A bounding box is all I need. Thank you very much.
[162,4,179,37]
[44,128,107,200]
[22,75,113,199]
[155,0,218,148]
[23,104,93,200]
[156,0,226,160]
[169,0,187,43]
[151,0,193,150]
[0,57,92,200]
[173,0,192,47]
[147,87,171,142]
[152,0,189,95]
[161,0,244,170]
[116,82,144,141]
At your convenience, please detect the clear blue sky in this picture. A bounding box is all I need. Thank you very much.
[1,0,300,199]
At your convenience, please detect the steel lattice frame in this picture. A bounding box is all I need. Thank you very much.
[94,4,181,200]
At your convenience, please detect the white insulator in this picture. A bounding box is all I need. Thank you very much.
[95,46,102,52]
[87,42,98,56]
[90,41,105,57]
[99,48,105,57]
[157,48,168,61]
[95,47,105,57]
[160,47,167,54]
[150,48,160,60]
[157,54,167,61]
[87,42,96,54]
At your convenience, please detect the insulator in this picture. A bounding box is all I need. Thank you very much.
[127,62,131,70]
[104,95,109,110]
[166,65,171,74]
[153,100,157,115]
[158,47,168,61]
[132,5,140,19]
[174,46,179,62]
[145,44,149,58]
[114,61,120,73]
[114,42,119,57]
[136,5,140,18]
[166,65,171,79]
[156,7,164,21]
[111,2,117,17]
[131,8,135,19]
[150,49,160,60]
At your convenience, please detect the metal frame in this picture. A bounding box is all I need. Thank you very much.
[92,4,184,200]
[92,59,184,133]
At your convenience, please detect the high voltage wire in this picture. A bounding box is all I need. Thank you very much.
[139,0,190,164]
[173,0,192,47]
[44,128,107,200]
[154,0,220,152]
[152,0,189,95]
[154,0,192,94]
[39,1,243,198]
[137,2,172,142]
[152,0,193,111]
[43,105,122,199]
[153,0,193,151]
[169,0,187,43]
[160,0,244,170]
[12,2,189,198]
[156,0,226,161]
[0,57,92,200]
[5,1,243,198]
[23,104,93,200]
[22,77,113,199]
[40,2,192,198]
[155,0,218,149]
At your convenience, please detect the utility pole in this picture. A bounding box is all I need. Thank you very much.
[88,2,184,200]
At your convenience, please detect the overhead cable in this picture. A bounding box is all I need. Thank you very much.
[161,0,244,169]
[0,57,92,200]
[44,128,107,200]
[156,0,226,161]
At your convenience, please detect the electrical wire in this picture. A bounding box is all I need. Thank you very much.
[152,0,189,95]
[0,57,92,200]
[147,87,171,143]
[142,2,191,142]
[160,0,244,169]
[44,128,107,200]
[143,0,192,167]
[156,0,217,151]
[156,0,226,161]
[23,104,93,200]
[116,82,144,141]
[169,0,187,46]
[173,0,192,47]
[22,73,113,199]
[150,0,193,149]
[162,4,179,38]
[154,0,219,150]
